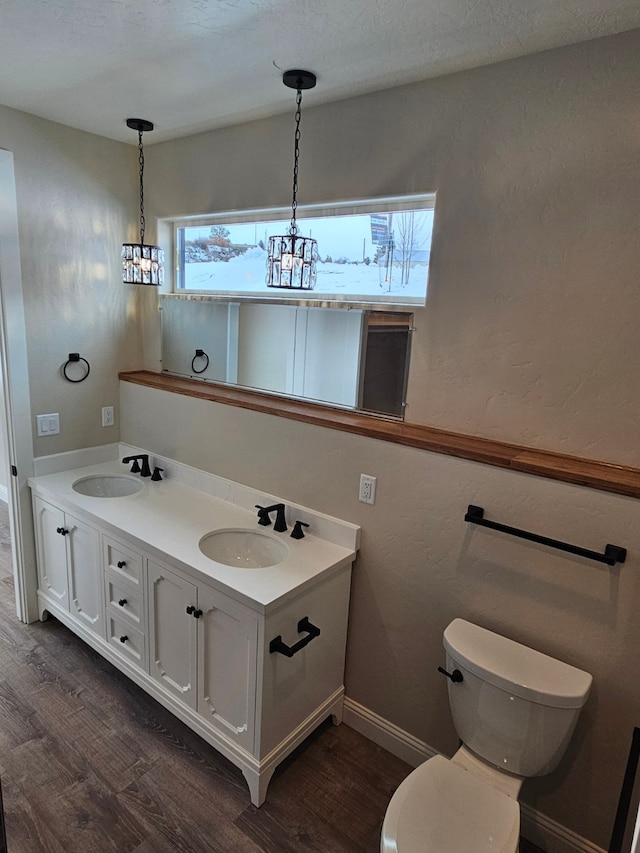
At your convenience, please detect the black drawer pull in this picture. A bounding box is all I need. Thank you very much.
[193,609,203,619]
[186,605,195,615]
[269,617,320,658]
[117,560,126,568]
[56,527,69,536]
[118,599,127,607]
[119,635,128,644]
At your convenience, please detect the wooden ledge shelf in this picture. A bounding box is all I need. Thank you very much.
[120,370,640,501]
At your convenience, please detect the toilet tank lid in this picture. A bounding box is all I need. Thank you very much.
[443,619,593,709]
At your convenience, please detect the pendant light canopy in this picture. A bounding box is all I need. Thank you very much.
[266,70,318,291]
[122,118,164,286]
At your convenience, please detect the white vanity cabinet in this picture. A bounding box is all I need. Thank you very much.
[33,495,103,636]
[147,558,258,752]
[29,461,359,808]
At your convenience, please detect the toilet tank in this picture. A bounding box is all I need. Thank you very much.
[443,619,592,777]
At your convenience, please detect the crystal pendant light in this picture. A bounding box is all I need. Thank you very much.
[266,70,318,290]
[121,118,164,286]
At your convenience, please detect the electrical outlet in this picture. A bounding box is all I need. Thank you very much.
[359,473,377,505]
[101,406,115,427]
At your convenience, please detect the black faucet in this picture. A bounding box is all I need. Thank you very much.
[290,520,309,540]
[255,503,287,533]
[122,454,152,477]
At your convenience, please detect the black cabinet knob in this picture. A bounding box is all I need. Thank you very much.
[56,527,69,536]
[119,635,128,644]
[117,560,126,568]
[186,605,195,615]
[193,609,203,619]
[118,599,127,607]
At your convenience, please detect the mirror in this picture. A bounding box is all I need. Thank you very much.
[160,297,412,417]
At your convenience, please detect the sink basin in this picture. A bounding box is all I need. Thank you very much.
[199,528,289,569]
[72,475,143,498]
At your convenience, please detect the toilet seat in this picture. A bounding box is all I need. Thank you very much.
[380,755,520,853]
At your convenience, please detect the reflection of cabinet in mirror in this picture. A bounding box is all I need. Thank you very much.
[161,297,412,417]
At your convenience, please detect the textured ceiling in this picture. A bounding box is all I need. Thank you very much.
[1,0,639,144]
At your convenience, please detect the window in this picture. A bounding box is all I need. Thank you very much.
[173,194,434,307]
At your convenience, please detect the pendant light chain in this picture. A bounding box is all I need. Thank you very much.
[137,130,146,245]
[122,117,164,286]
[266,70,317,290]
[289,87,303,237]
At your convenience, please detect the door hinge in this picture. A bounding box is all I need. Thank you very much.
[11,465,17,477]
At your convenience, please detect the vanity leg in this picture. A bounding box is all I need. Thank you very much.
[243,765,277,808]
[37,603,49,622]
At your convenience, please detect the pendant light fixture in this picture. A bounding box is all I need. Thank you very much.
[267,70,318,291]
[121,118,164,286]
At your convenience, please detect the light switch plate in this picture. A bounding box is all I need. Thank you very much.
[36,413,60,436]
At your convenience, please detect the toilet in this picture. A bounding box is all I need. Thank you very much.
[381,618,592,853]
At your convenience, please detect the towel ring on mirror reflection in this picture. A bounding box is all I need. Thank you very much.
[191,349,209,374]
[62,353,91,383]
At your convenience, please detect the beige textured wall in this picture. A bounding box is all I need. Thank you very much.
[0,106,145,456]
[127,30,640,848]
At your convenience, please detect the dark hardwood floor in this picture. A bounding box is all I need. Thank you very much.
[0,502,543,851]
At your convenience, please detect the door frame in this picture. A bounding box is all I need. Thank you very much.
[0,149,37,623]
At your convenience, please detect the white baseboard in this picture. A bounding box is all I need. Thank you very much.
[519,804,606,853]
[343,697,605,853]
[343,696,437,767]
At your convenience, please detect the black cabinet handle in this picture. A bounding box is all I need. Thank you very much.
[117,560,126,568]
[118,599,127,607]
[119,635,128,644]
[438,666,463,683]
[269,617,320,658]
[193,609,203,619]
[186,605,195,615]
[56,527,69,536]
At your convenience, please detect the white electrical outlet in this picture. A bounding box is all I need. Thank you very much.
[101,406,115,427]
[359,473,377,505]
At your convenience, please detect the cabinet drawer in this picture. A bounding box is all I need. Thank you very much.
[103,537,143,588]
[105,574,143,629]
[107,615,146,671]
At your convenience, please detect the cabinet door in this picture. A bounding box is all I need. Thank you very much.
[197,584,257,752]
[147,560,197,709]
[66,513,102,636]
[33,497,68,609]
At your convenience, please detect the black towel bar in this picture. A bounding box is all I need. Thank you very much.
[464,505,626,566]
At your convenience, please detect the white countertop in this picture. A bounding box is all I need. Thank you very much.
[29,460,358,612]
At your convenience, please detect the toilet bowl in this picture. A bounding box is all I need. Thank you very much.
[381,753,520,853]
[381,619,592,853]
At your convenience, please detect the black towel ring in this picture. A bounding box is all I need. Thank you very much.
[62,353,91,383]
[191,349,209,374]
